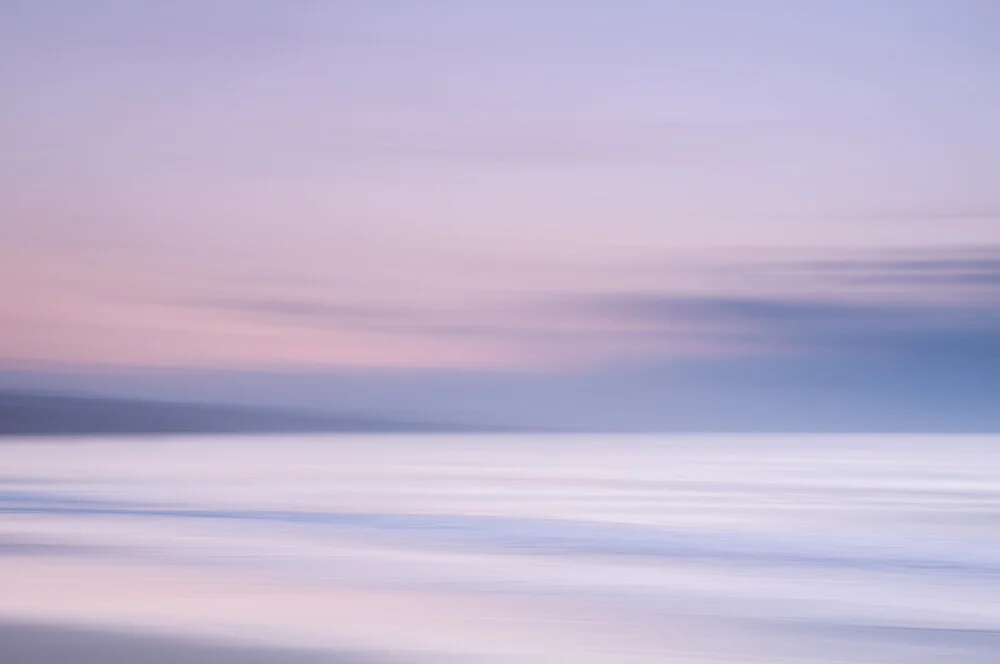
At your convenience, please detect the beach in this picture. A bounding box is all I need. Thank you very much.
[2,433,999,663]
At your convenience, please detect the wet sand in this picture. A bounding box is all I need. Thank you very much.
[0,622,392,664]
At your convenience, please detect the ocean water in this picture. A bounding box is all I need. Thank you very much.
[1,433,998,663]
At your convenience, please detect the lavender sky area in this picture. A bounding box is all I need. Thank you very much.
[1,0,998,430]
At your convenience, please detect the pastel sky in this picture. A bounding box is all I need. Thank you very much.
[2,0,998,430]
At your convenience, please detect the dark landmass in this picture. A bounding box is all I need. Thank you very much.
[0,391,489,436]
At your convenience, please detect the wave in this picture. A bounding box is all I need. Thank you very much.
[3,490,998,578]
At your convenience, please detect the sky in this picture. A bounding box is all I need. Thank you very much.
[1,0,998,430]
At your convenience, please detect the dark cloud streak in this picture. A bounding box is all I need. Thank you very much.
[793,248,1000,288]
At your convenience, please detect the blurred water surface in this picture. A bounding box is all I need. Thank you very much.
[1,434,999,663]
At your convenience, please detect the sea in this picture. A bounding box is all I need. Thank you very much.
[1,433,998,663]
